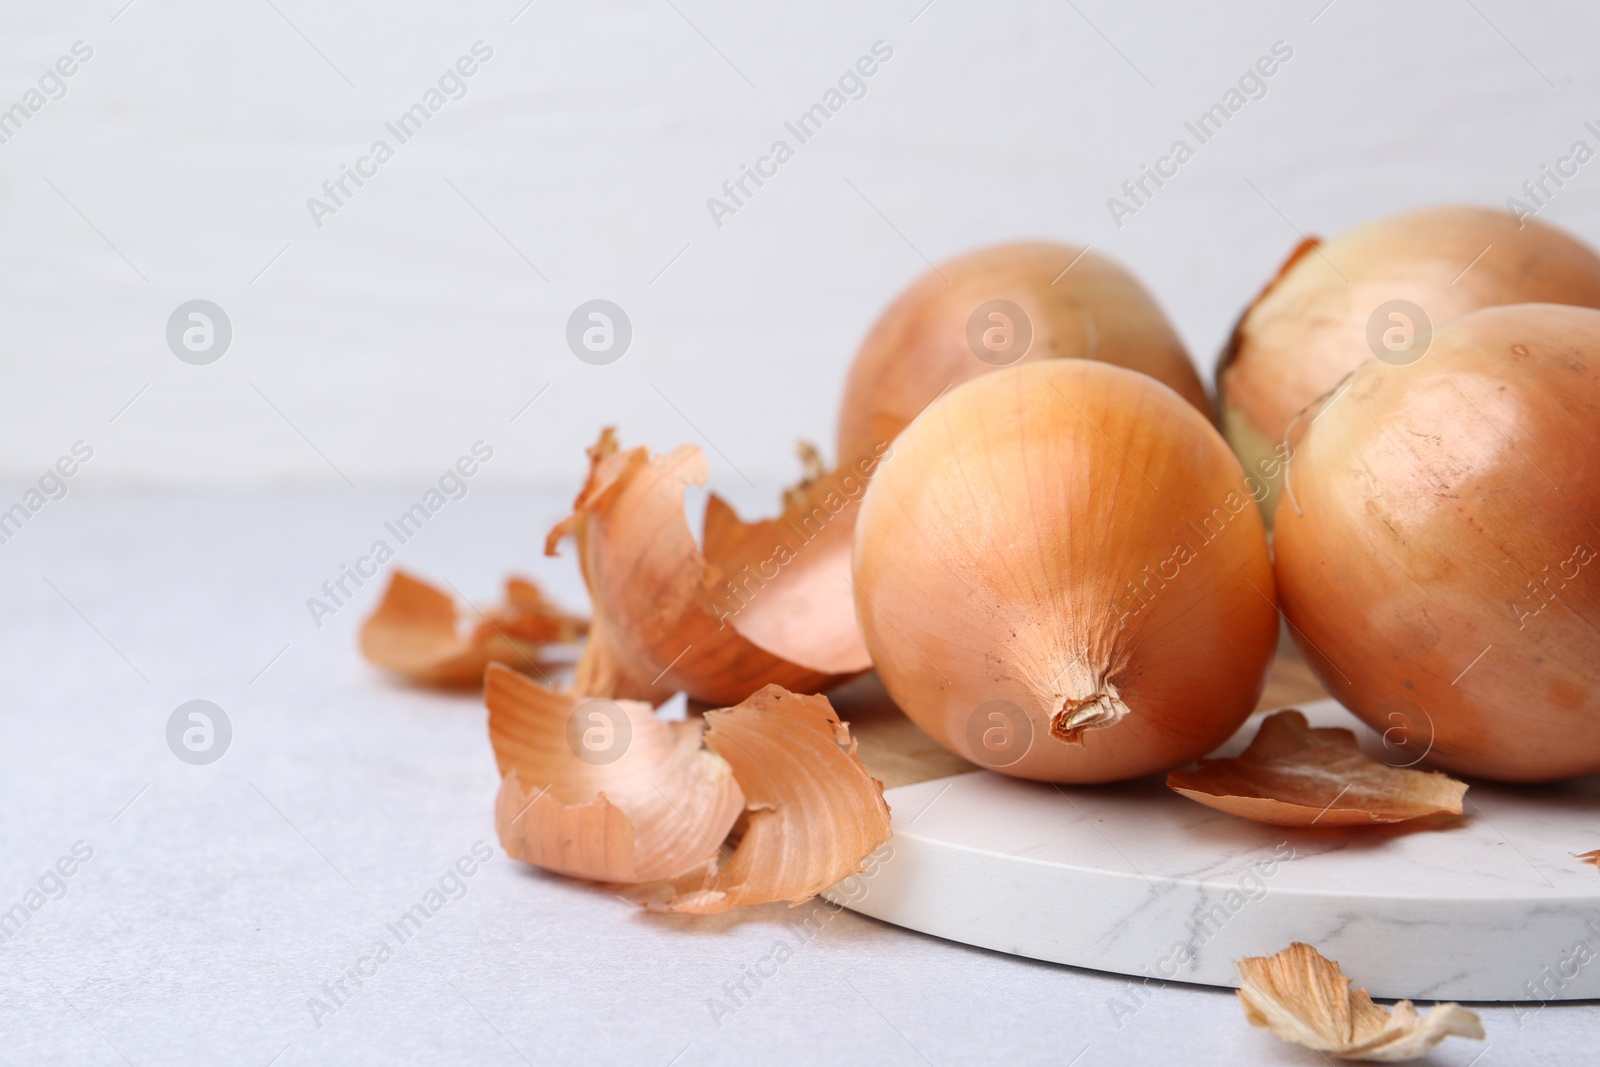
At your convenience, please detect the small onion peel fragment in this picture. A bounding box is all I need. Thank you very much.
[546,428,872,706]
[360,570,586,688]
[487,667,892,912]
[1167,710,1466,826]
[1236,942,1484,1062]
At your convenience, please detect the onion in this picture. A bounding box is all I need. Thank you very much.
[1273,303,1600,783]
[1218,206,1600,523]
[851,360,1279,783]
[836,241,1209,468]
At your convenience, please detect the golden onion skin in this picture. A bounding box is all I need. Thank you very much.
[1274,303,1600,783]
[837,242,1208,469]
[852,361,1278,784]
[1219,206,1600,524]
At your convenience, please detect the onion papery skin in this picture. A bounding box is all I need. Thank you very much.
[851,361,1279,783]
[836,242,1208,470]
[1218,206,1600,525]
[1274,303,1600,783]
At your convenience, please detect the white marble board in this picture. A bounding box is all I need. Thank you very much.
[826,699,1600,1002]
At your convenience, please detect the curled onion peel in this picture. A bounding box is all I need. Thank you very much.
[547,429,876,706]
[1274,303,1600,782]
[1218,206,1600,523]
[852,360,1279,783]
[1167,710,1466,827]
[488,666,890,911]
[359,570,586,688]
[837,242,1209,470]
[624,685,892,913]
[488,664,742,883]
[541,430,676,705]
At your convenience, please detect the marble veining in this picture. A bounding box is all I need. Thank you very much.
[826,700,1600,1001]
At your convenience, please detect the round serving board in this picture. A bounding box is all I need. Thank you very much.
[825,694,1600,1002]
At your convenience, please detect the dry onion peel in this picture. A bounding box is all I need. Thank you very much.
[1166,710,1466,826]
[630,684,892,913]
[487,663,743,883]
[1575,849,1600,872]
[359,570,586,688]
[1236,942,1484,1062]
[547,428,872,706]
[568,611,673,705]
[699,444,881,681]
[488,667,891,911]
[543,429,676,705]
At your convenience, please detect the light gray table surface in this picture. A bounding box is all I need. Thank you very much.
[0,491,1589,1065]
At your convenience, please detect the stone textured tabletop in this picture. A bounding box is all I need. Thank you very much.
[0,492,1587,1065]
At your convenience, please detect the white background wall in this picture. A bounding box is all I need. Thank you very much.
[3,0,1599,490]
